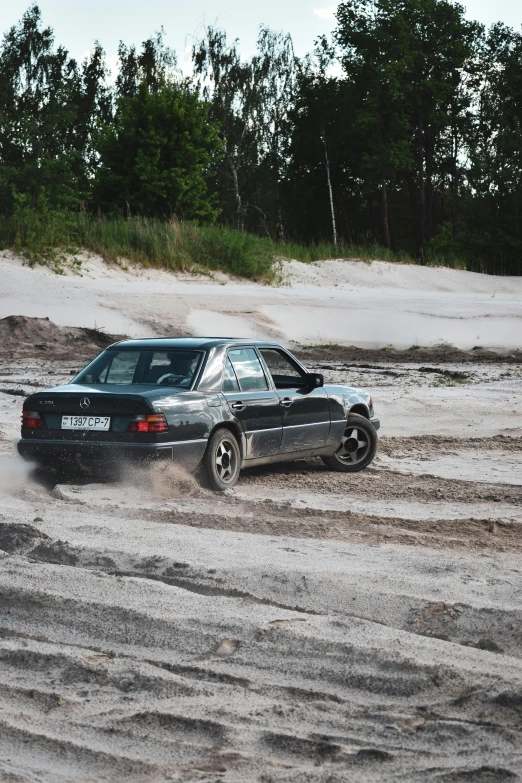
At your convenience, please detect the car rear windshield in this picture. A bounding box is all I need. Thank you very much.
[73,350,204,388]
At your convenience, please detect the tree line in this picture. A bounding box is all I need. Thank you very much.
[1,1,521,274]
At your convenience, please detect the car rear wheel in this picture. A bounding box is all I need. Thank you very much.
[321,413,377,473]
[202,428,241,491]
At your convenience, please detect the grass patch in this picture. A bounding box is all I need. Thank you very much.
[432,376,469,386]
[1,210,280,281]
[78,216,281,280]
[306,343,342,350]
[276,239,413,265]
[0,208,495,281]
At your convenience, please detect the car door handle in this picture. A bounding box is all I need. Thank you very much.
[280,398,293,408]
[231,401,246,411]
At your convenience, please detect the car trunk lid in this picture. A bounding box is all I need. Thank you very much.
[28,391,148,417]
[24,389,152,439]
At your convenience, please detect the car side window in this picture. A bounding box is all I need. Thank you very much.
[104,352,141,384]
[260,349,307,390]
[228,348,268,392]
[223,356,240,392]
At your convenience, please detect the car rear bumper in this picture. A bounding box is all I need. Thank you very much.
[371,416,381,431]
[17,438,207,471]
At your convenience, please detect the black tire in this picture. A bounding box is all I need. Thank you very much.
[29,463,81,488]
[202,428,241,491]
[321,413,377,473]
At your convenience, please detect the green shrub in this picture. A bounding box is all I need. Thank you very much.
[75,216,278,280]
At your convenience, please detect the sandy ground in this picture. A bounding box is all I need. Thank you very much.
[2,250,522,350]
[1,255,522,781]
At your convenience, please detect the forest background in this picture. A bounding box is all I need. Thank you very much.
[1,0,521,278]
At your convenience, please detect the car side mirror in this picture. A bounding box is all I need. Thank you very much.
[307,372,324,390]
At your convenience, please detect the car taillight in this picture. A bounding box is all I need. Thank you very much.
[369,396,374,413]
[128,413,168,433]
[22,411,45,429]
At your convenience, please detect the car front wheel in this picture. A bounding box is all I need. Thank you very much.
[321,413,377,473]
[202,428,241,491]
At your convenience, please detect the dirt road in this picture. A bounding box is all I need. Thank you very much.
[1,350,521,782]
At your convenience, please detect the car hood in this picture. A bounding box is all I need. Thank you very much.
[324,383,370,398]
[323,383,372,407]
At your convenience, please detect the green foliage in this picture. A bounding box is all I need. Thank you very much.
[1,3,522,276]
[0,198,78,267]
[116,29,177,98]
[0,5,110,214]
[462,24,522,274]
[93,82,221,220]
[334,0,481,257]
[192,26,264,230]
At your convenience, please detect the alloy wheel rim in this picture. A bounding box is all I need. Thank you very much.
[335,426,371,465]
[215,440,237,483]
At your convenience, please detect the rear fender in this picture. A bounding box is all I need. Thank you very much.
[208,420,245,463]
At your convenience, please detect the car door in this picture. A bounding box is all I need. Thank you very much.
[223,348,283,459]
[258,347,330,453]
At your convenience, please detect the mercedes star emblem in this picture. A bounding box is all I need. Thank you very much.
[80,397,91,409]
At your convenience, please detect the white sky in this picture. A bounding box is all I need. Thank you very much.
[1,1,520,74]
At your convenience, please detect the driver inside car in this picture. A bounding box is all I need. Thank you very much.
[150,352,196,386]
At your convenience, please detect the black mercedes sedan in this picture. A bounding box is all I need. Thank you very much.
[18,338,380,490]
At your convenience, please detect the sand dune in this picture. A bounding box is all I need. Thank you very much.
[2,251,521,349]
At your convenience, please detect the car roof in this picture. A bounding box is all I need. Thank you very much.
[107,337,281,351]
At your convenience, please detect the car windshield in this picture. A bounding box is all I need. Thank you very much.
[73,350,204,388]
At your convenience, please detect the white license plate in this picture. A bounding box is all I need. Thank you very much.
[61,415,111,431]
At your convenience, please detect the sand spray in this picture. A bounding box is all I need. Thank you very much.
[0,446,35,497]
